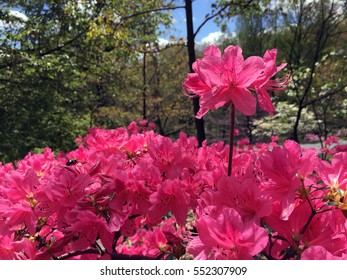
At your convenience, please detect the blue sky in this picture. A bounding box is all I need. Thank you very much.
[159,0,237,45]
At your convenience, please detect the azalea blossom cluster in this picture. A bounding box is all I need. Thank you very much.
[1,120,347,260]
[183,45,290,118]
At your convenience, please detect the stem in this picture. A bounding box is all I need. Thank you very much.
[55,248,100,260]
[110,253,154,260]
[227,103,235,176]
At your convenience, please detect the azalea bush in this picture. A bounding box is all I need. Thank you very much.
[0,120,347,260]
[1,45,347,260]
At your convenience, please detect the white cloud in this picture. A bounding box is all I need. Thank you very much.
[157,38,169,48]
[199,31,235,46]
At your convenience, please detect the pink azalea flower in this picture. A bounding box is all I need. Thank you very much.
[1,169,39,203]
[316,152,347,190]
[184,45,265,118]
[251,49,290,114]
[0,235,36,260]
[259,140,317,219]
[315,152,347,210]
[324,135,339,146]
[51,169,90,208]
[271,135,279,142]
[188,207,268,259]
[263,201,347,259]
[209,174,272,223]
[117,227,171,259]
[65,210,113,252]
[4,119,347,260]
[149,179,190,226]
[147,134,196,179]
[0,200,38,234]
[304,134,320,141]
[237,138,250,150]
[16,147,56,177]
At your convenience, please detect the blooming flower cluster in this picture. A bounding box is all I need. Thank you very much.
[1,119,347,260]
[183,45,290,118]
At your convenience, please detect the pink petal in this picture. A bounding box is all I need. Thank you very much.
[183,73,210,97]
[301,246,343,260]
[263,49,277,63]
[194,59,224,88]
[204,45,222,58]
[235,56,265,87]
[222,45,244,72]
[230,87,256,116]
[242,223,268,256]
[199,86,230,108]
[195,86,231,118]
[196,107,210,119]
[263,49,287,71]
[256,87,275,114]
[196,216,220,247]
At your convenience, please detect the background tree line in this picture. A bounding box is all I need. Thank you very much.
[0,0,346,163]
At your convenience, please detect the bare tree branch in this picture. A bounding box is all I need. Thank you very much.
[302,84,347,108]
[117,5,185,23]
[55,248,100,260]
[194,0,255,38]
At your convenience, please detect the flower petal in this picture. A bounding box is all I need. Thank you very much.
[196,86,230,118]
[230,87,256,116]
[194,59,224,88]
[222,45,244,72]
[235,56,264,87]
[204,45,222,58]
[256,87,275,114]
[183,73,210,97]
[196,107,210,119]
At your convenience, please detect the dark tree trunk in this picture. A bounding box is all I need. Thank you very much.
[185,0,206,146]
[142,52,147,120]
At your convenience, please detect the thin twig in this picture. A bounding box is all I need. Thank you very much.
[55,248,100,260]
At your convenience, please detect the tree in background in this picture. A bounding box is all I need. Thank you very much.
[0,0,173,162]
[233,0,347,143]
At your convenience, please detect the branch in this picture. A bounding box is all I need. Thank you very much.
[302,84,347,108]
[135,41,187,54]
[39,34,83,57]
[0,78,23,85]
[165,120,194,137]
[330,29,347,37]
[37,2,106,57]
[55,248,100,260]
[194,0,255,38]
[288,0,304,75]
[118,5,185,23]
[55,249,156,260]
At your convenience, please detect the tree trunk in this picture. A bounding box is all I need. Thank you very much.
[142,51,147,120]
[185,0,206,146]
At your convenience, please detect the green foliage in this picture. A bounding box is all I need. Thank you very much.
[0,0,174,162]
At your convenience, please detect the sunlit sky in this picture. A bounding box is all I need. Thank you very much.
[159,0,237,45]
